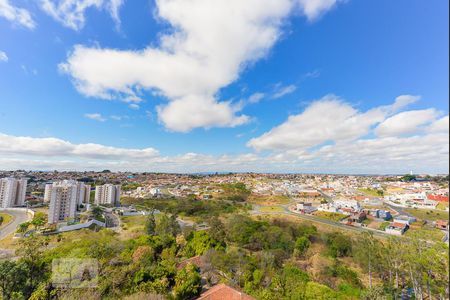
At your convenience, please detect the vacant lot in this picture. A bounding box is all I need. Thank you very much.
[404,208,449,221]
[436,202,449,210]
[357,188,383,197]
[248,194,291,205]
[406,226,445,242]
[313,211,348,222]
[0,213,13,229]
[259,206,285,213]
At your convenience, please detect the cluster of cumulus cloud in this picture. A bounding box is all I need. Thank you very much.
[1,0,448,173]
[1,0,342,131]
[1,94,448,173]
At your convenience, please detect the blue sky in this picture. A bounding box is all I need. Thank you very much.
[0,0,448,173]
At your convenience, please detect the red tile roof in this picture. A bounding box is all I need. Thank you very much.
[177,255,205,270]
[197,284,256,300]
[427,194,449,202]
[391,222,407,229]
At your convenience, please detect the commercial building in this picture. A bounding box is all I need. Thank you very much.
[95,184,121,207]
[0,177,27,208]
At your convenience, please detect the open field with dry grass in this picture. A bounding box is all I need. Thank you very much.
[0,213,13,229]
[247,194,291,205]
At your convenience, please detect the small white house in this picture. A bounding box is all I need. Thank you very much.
[333,199,360,210]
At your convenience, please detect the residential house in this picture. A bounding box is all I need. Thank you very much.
[385,222,408,236]
[197,283,256,300]
[436,220,449,231]
[295,202,317,214]
[349,211,367,223]
[393,215,416,225]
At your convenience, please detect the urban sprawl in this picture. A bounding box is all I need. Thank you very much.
[0,171,448,240]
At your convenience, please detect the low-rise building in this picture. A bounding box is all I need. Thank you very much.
[295,202,317,214]
[436,220,449,231]
[393,215,416,225]
[333,199,360,210]
[349,211,367,223]
[385,222,408,236]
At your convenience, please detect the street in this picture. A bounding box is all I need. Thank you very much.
[0,209,32,240]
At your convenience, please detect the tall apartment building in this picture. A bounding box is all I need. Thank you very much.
[45,181,91,205]
[95,184,121,207]
[0,178,27,208]
[47,181,78,224]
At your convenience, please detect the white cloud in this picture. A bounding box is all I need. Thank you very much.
[295,0,340,21]
[272,84,297,99]
[427,115,449,134]
[248,93,265,104]
[0,125,448,174]
[248,94,427,152]
[110,115,129,121]
[0,51,7,62]
[375,109,439,137]
[0,0,35,29]
[248,94,388,151]
[40,0,125,30]
[60,0,342,132]
[245,94,449,174]
[390,94,421,112]
[156,95,250,132]
[0,133,159,160]
[84,113,106,122]
[313,133,449,174]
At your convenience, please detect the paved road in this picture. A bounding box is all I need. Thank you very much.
[0,209,32,240]
[251,205,390,239]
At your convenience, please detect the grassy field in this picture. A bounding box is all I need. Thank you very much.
[120,215,147,232]
[259,206,285,213]
[313,211,348,222]
[406,226,445,242]
[404,208,449,221]
[357,188,383,197]
[0,213,13,229]
[436,202,449,210]
[0,233,16,250]
[248,194,291,205]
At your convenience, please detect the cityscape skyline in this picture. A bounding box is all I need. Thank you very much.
[1,0,449,174]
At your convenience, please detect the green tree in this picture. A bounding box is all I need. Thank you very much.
[17,221,31,234]
[353,232,380,288]
[270,264,310,299]
[91,206,104,221]
[294,236,311,258]
[207,216,226,245]
[156,214,181,237]
[304,281,336,299]
[183,231,220,258]
[172,264,202,300]
[16,235,48,298]
[324,232,352,258]
[0,260,28,299]
[31,212,47,230]
[145,211,156,235]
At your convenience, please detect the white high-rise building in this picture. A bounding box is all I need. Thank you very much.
[95,184,121,207]
[47,180,81,224]
[0,178,27,208]
[45,181,91,205]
